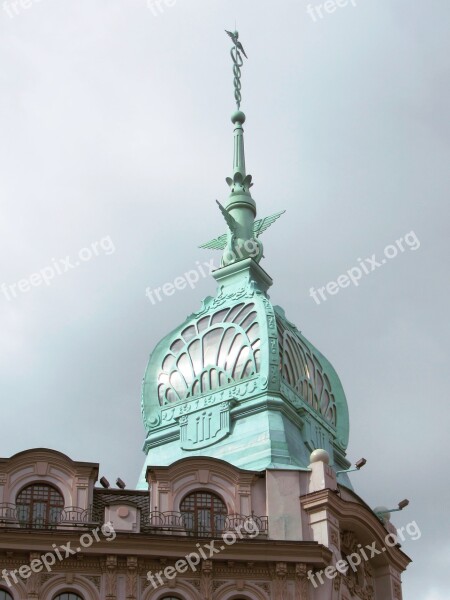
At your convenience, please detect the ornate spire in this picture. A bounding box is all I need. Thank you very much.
[220,30,258,266]
[199,31,284,271]
[225,30,251,187]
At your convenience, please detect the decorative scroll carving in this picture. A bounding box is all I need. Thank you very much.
[200,560,213,600]
[103,555,117,600]
[126,556,138,599]
[274,562,288,600]
[341,530,358,553]
[295,563,310,600]
[340,531,374,600]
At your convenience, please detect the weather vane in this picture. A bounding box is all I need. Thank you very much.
[225,30,247,110]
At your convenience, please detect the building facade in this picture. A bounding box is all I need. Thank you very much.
[0,32,410,600]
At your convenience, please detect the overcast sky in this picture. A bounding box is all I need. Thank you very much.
[1,1,449,598]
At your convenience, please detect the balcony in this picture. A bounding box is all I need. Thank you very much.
[0,503,268,538]
[0,503,100,530]
[141,511,268,538]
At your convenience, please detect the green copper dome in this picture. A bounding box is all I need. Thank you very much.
[142,289,349,453]
[139,257,351,484]
[138,31,352,487]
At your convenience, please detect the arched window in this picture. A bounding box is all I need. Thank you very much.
[180,491,227,536]
[16,483,64,529]
[53,594,84,600]
[0,590,14,600]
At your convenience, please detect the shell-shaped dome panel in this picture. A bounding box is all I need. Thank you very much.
[275,308,349,449]
[157,302,261,405]
[277,323,337,426]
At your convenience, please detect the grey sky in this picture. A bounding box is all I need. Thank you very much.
[1,1,449,598]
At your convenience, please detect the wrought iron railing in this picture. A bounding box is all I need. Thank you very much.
[141,511,268,537]
[0,503,100,529]
[0,504,268,537]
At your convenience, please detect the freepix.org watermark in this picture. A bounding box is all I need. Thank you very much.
[306,0,358,23]
[146,258,217,305]
[147,0,176,17]
[147,518,260,589]
[309,231,420,305]
[1,522,116,587]
[145,238,259,306]
[1,235,115,302]
[307,520,421,588]
[2,0,43,19]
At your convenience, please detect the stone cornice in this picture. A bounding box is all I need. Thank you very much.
[0,532,331,566]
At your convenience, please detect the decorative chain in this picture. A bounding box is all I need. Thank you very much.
[225,30,247,110]
[231,46,244,109]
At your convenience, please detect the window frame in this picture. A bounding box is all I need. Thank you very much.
[15,482,65,529]
[180,490,228,536]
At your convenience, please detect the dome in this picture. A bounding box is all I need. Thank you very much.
[141,270,349,473]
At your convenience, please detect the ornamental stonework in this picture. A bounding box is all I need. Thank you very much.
[255,581,271,596]
[126,556,138,599]
[212,579,227,592]
[85,575,101,590]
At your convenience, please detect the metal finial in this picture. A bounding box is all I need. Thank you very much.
[225,30,247,109]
